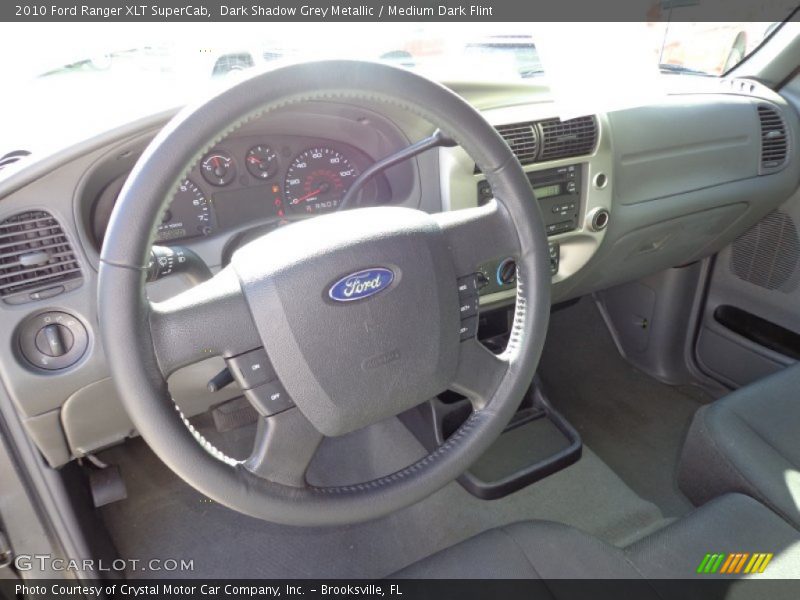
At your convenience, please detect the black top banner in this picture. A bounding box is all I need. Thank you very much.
[3,0,800,22]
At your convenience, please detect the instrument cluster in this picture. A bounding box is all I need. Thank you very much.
[91,134,390,247]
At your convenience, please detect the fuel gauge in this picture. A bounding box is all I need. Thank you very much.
[201,150,236,186]
[245,145,278,180]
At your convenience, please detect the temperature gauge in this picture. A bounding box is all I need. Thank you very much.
[201,150,236,186]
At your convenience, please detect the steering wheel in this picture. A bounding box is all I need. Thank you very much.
[98,60,551,526]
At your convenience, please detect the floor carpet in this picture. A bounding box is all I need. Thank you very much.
[99,414,666,578]
[538,297,709,517]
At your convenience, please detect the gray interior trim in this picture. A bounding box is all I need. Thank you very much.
[0,61,799,491]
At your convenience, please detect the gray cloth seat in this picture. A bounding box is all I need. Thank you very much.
[395,494,800,597]
[678,363,800,528]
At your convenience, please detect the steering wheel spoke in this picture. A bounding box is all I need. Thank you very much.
[451,338,510,411]
[148,266,260,376]
[433,199,521,278]
[244,408,323,487]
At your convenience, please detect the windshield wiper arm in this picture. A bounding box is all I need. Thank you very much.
[658,63,712,76]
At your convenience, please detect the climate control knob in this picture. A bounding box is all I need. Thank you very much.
[496,258,517,286]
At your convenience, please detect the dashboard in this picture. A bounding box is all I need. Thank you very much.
[0,75,799,471]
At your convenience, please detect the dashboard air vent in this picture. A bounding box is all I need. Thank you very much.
[538,116,598,162]
[0,210,83,304]
[758,105,788,173]
[496,122,539,166]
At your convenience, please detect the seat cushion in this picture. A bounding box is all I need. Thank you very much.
[627,494,800,578]
[626,494,800,599]
[678,363,800,528]
[394,494,800,599]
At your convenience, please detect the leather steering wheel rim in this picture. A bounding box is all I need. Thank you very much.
[98,60,551,526]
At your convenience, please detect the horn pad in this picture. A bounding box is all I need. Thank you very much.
[231,207,460,436]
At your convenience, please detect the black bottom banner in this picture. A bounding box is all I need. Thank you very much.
[3,579,800,600]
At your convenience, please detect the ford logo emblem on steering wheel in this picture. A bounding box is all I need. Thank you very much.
[328,268,395,302]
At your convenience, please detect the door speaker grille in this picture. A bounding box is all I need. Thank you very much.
[730,211,799,292]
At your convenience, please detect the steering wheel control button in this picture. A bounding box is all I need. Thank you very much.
[245,380,295,417]
[459,316,479,341]
[458,294,480,319]
[226,348,276,390]
[18,311,89,371]
[457,274,479,296]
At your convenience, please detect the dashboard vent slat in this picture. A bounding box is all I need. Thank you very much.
[0,232,70,251]
[758,105,788,174]
[538,116,598,161]
[477,115,598,173]
[0,210,83,304]
[496,122,539,166]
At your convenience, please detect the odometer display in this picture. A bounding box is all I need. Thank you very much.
[284,147,358,215]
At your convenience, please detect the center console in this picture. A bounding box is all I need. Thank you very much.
[438,107,613,303]
[475,163,585,298]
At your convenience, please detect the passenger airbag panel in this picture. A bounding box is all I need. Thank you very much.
[611,97,760,206]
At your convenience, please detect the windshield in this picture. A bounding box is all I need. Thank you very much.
[0,20,794,155]
[4,21,790,83]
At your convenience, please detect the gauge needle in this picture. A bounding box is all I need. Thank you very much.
[292,188,323,204]
[248,156,262,164]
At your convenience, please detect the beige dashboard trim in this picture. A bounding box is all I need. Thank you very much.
[439,102,612,291]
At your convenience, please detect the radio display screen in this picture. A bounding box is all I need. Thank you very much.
[533,183,562,199]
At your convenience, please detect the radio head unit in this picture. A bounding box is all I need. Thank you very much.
[478,164,581,236]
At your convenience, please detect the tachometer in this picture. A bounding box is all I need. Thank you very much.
[284,147,358,214]
[156,179,214,242]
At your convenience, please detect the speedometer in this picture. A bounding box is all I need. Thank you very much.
[284,147,358,215]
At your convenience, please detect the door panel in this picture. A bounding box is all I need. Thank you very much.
[697,198,800,388]
[696,77,800,388]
